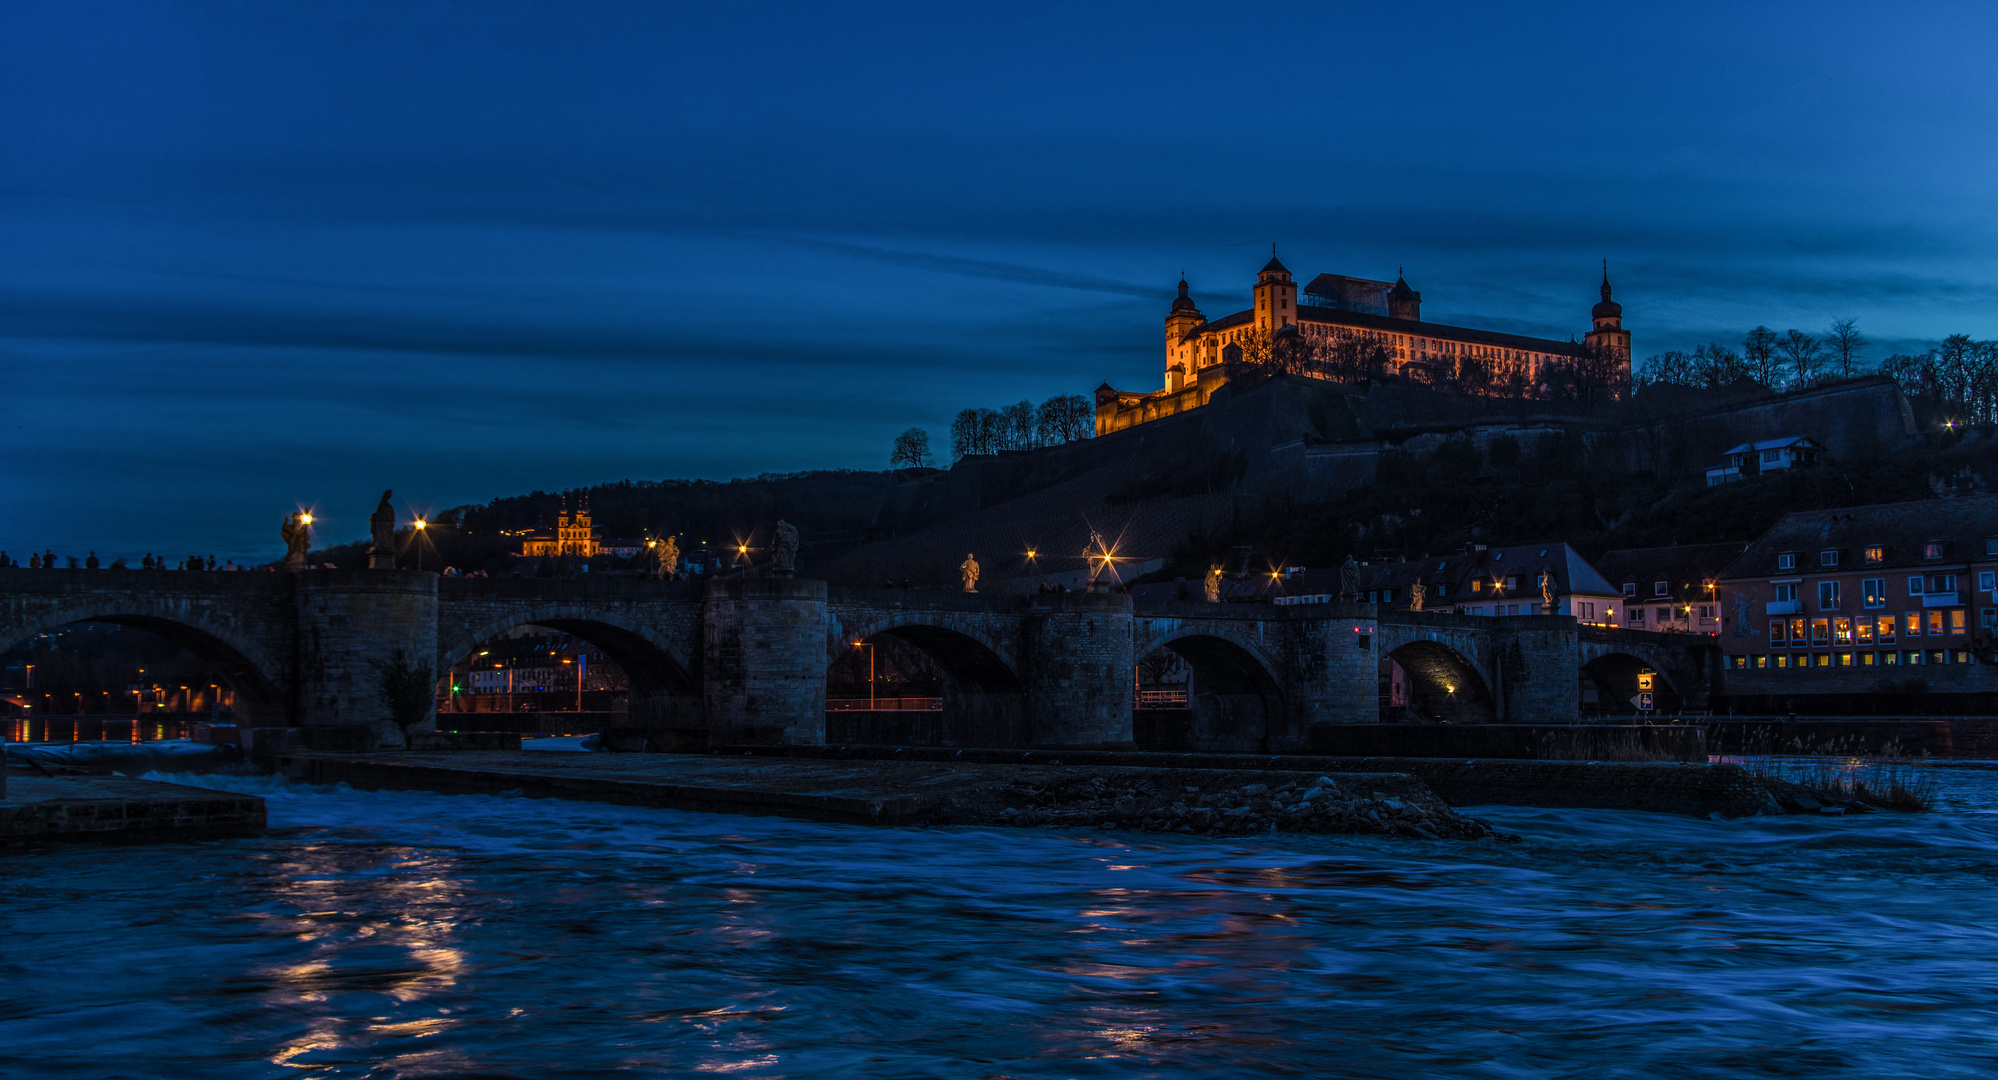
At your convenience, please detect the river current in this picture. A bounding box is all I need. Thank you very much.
[7,765,1998,1079]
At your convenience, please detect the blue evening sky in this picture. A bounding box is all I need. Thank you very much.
[3,2,1995,561]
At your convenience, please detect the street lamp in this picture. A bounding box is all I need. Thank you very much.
[852,640,876,709]
[413,518,428,571]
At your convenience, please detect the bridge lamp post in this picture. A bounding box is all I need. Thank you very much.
[852,641,876,709]
[413,519,428,571]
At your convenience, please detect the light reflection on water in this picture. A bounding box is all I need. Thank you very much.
[5,767,1998,1077]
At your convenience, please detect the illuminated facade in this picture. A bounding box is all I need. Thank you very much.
[519,497,600,558]
[1096,257,1632,434]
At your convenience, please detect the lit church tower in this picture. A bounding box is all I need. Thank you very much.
[1163,279,1203,392]
[1584,262,1631,363]
[1252,254,1295,333]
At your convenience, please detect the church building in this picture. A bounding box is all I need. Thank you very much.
[519,496,601,558]
[1095,257,1631,435]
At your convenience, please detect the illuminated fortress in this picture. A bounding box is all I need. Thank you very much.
[1095,256,1631,434]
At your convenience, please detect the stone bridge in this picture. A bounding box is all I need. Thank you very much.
[0,569,1720,749]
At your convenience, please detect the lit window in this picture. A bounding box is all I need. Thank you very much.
[1929,610,1944,635]
[1862,578,1885,608]
[1952,609,1967,635]
[1865,546,1885,564]
[1924,542,1945,560]
[1906,612,1922,637]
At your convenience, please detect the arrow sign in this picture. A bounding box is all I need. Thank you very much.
[1630,691,1654,711]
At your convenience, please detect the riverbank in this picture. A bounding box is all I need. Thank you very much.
[273,750,1510,838]
[267,748,1799,835]
[0,770,266,845]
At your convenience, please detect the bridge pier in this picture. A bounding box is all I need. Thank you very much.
[702,578,828,746]
[1020,592,1135,749]
[293,572,439,743]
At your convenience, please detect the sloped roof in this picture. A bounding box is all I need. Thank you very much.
[1720,496,1998,580]
[1721,436,1823,456]
[1593,542,1749,603]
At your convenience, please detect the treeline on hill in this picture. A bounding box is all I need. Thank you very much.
[311,471,898,574]
[1149,424,1998,581]
[1639,320,1998,426]
[948,394,1094,458]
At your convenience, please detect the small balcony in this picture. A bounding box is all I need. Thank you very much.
[1922,591,1966,608]
[1765,600,1802,615]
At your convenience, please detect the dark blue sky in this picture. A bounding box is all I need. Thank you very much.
[4,2,1996,561]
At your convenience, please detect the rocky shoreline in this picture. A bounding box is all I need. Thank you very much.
[948,768,1515,841]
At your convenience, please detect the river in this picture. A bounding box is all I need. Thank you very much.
[5,764,1998,1078]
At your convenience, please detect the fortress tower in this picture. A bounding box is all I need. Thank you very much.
[1583,263,1631,364]
[1252,255,1296,334]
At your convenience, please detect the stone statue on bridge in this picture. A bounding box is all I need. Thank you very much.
[772,520,800,577]
[368,490,397,570]
[1339,555,1359,601]
[1409,581,1426,612]
[657,536,680,580]
[1540,568,1556,613]
[280,512,311,571]
[1204,562,1224,603]
[961,552,980,593]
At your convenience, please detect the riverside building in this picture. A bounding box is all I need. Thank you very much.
[1716,497,1998,671]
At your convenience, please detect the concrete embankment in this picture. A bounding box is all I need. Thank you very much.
[0,771,266,845]
[717,745,1782,818]
[272,750,1508,838]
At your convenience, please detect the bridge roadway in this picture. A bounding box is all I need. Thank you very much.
[0,569,1719,751]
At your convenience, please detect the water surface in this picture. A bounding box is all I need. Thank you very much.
[5,766,1998,1078]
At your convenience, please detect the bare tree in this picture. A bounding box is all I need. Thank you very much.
[1826,318,1867,378]
[890,428,932,468]
[1742,326,1783,388]
[1637,350,1695,388]
[1035,394,1095,444]
[1691,342,1748,389]
[949,409,981,459]
[1001,400,1036,450]
[370,649,434,744]
[1777,329,1825,387]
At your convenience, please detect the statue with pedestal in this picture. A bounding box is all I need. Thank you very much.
[368,490,396,569]
[1339,555,1360,601]
[280,513,311,571]
[1204,562,1224,603]
[772,520,800,577]
[961,552,980,593]
[1410,581,1426,612]
[658,536,680,580]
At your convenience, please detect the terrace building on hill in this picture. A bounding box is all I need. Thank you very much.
[1096,256,1632,435]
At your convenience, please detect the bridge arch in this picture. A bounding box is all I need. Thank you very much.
[830,613,1027,747]
[1132,622,1286,753]
[1579,650,1684,715]
[1382,638,1495,723]
[437,607,701,733]
[1,602,289,726]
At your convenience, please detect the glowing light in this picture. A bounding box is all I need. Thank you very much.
[414,519,428,531]
[300,513,313,525]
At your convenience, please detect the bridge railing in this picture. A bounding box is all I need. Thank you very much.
[825,696,943,712]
